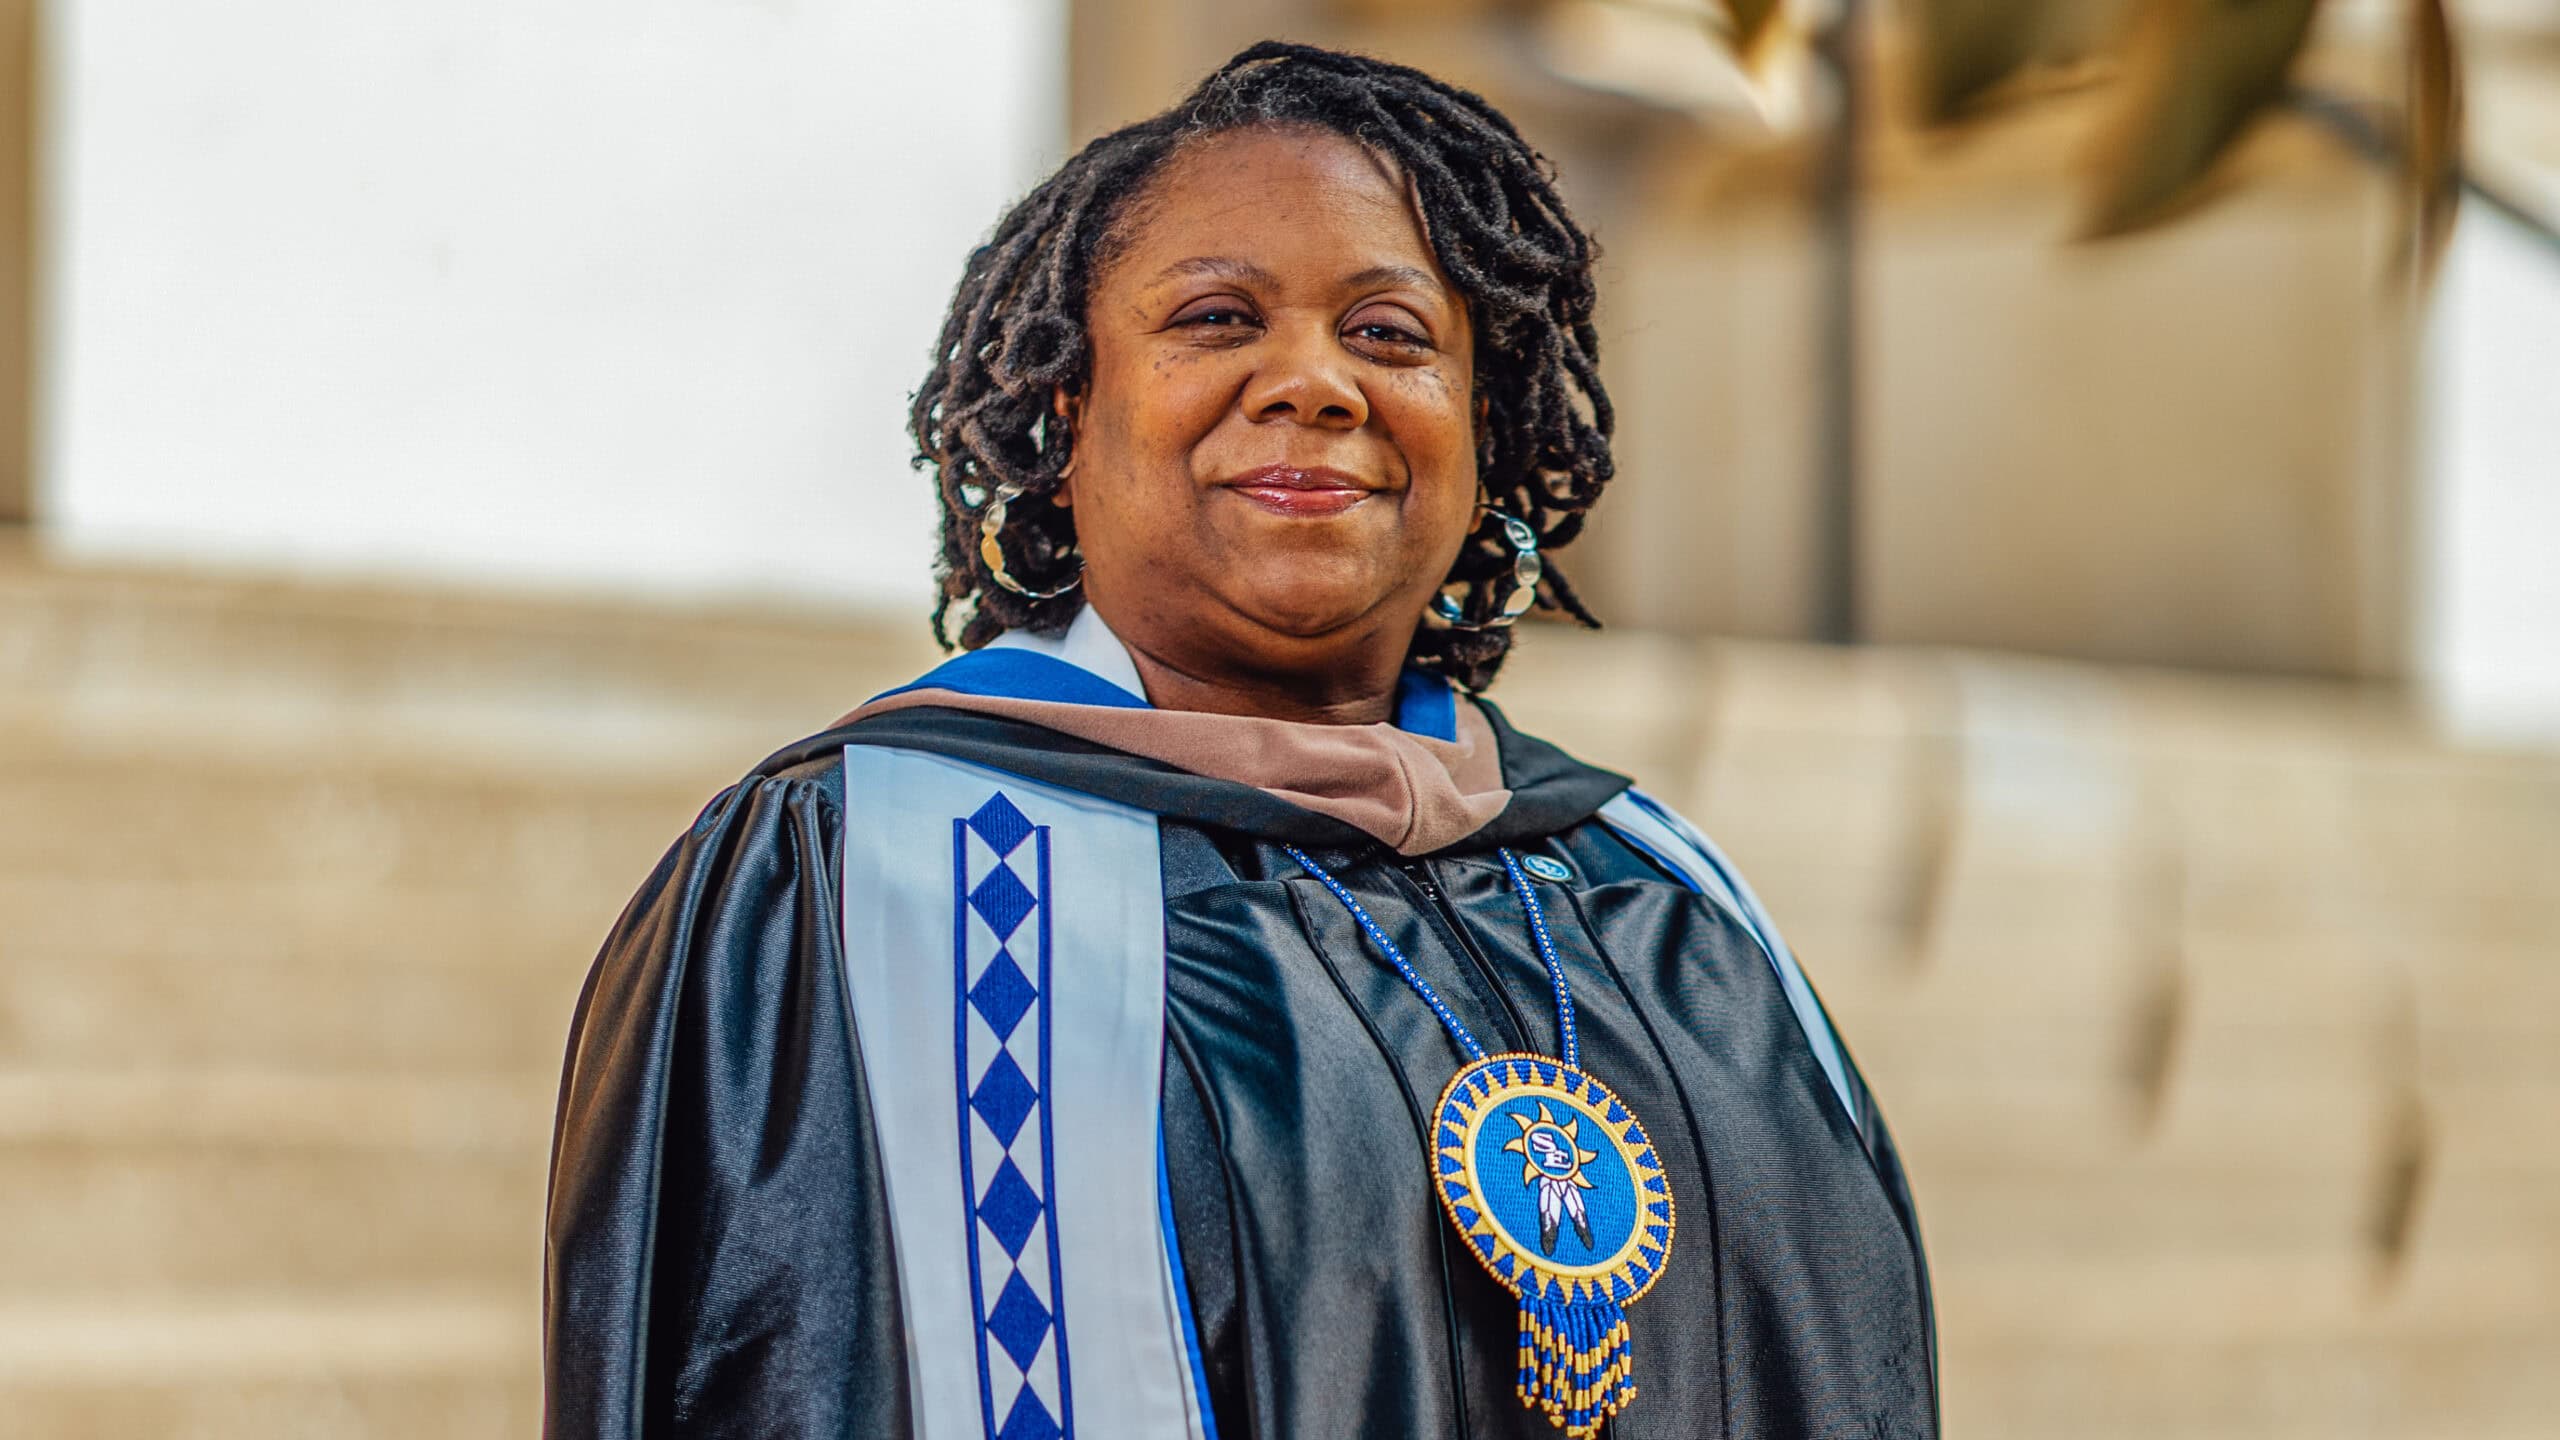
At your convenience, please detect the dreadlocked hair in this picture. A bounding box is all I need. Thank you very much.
[909,39,1614,693]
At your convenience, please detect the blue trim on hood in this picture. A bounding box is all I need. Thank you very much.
[1393,670,1458,741]
[884,647,1462,741]
[871,649,1153,711]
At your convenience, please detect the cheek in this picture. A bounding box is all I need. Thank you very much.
[1066,348,1242,576]
[1082,349,1233,480]
[1378,367,1480,512]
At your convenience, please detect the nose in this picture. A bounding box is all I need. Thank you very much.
[1240,322,1368,430]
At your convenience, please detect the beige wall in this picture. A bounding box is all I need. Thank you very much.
[1586,139,1832,641]
[1593,95,2422,677]
[0,0,32,525]
[1858,164,2417,677]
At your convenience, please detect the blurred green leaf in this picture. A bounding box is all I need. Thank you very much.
[1723,0,1785,55]
[2081,0,2325,236]
[1907,0,2052,121]
[2403,0,2462,275]
[1905,0,2132,123]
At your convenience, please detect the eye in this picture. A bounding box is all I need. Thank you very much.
[1351,320,1426,345]
[1170,299,1261,330]
[1345,306,1434,353]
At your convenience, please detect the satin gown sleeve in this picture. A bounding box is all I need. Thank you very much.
[542,757,915,1438]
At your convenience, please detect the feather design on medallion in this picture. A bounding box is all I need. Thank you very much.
[1508,1104,1601,1255]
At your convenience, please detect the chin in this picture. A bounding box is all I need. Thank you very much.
[1225,581,1394,645]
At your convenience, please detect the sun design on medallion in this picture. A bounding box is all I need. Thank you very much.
[1506,1103,1602,1256]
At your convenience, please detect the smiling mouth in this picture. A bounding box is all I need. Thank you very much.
[1221,466,1374,518]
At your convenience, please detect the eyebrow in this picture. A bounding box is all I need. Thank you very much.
[1147,256,1281,288]
[1145,256,1449,298]
[1341,263,1447,297]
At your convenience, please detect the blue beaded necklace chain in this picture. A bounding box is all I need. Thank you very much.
[1281,846,1580,1070]
[1281,845,1676,1439]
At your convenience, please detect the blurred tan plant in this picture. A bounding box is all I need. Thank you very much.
[1558,0,2464,257]
[1904,0,2135,119]
[1911,0,2463,254]
[2076,0,2331,233]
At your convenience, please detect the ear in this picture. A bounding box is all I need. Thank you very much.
[1052,387,1082,504]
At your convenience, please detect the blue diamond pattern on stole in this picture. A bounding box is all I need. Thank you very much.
[969,950,1038,1038]
[976,1158,1044,1259]
[971,866,1036,941]
[997,1390,1066,1440]
[986,1272,1054,1371]
[968,794,1035,857]
[954,792,1072,1439]
[970,1051,1039,1148]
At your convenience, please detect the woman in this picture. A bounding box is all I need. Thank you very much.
[546,41,1934,1440]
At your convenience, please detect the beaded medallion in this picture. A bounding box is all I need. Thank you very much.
[1434,1054,1673,1436]
[1285,844,1677,1438]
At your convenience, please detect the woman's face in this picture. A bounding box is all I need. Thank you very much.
[1058,126,1479,699]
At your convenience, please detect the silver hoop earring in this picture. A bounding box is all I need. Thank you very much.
[1430,509,1542,630]
[979,484,1083,599]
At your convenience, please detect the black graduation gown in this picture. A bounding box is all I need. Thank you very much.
[544,705,1937,1439]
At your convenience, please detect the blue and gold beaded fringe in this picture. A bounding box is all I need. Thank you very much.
[1517,1292,1636,1437]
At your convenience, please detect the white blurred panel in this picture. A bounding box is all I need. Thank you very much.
[40,0,1064,610]
[2402,14,2560,742]
[2419,183,2560,744]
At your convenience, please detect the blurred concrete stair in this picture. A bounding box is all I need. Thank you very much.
[0,550,941,1439]
[4,547,2556,1437]
[1507,640,2560,1440]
